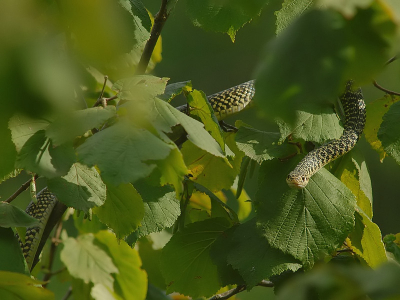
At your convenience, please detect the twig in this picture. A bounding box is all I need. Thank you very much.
[5,175,39,203]
[209,280,274,300]
[373,80,400,96]
[257,280,274,287]
[209,285,246,300]
[43,220,64,287]
[386,56,397,65]
[136,0,170,75]
[62,286,73,300]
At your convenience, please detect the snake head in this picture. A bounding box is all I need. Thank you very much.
[286,172,309,189]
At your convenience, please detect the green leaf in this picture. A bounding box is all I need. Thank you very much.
[318,0,374,17]
[159,81,192,102]
[48,163,106,212]
[235,124,296,164]
[256,157,356,267]
[186,89,225,153]
[384,233,400,264]
[378,100,400,165]
[151,98,226,158]
[0,228,29,275]
[0,203,39,228]
[113,75,169,101]
[225,219,302,288]
[95,230,148,300]
[60,0,148,68]
[192,181,238,223]
[139,238,168,290]
[185,0,269,42]
[150,147,188,196]
[160,218,231,298]
[181,139,240,192]
[256,7,395,124]
[76,120,174,185]
[365,95,399,161]
[0,124,18,182]
[45,106,116,146]
[60,232,118,289]
[15,130,75,178]
[146,284,170,300]
[74,213,107,235]
[348,209,387,268]
[209,226,245,287]
[275,0,313,35]
[333,150,373,218]
[277,103,343,143]
[9,114,50,152]
[94,183,144,239]
[128,0,152,31]
[133,181,180,240]
[0,271,54,300]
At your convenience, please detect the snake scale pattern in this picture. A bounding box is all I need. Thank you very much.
[19,79,366,267]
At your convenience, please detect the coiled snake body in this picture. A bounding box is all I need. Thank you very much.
[19,79,366,269]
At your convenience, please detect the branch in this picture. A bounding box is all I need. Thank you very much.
[209,285,246,300]
[208,280,274,300]
[62,286,72,300]
[43,220,64,286]
[4,175,39,203]
[373,80,400,96]
[136,0,170,75]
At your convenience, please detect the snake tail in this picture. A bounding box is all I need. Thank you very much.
[286,80,366,189]
[18,188,66,271]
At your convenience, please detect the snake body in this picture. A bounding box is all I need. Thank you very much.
[18,79,365,266]
[286,81,366,188]
[19,188,58,270]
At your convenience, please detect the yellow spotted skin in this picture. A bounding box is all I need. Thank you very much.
[177,80,255,120]
[18,188,57,270]
[286,81,366,189]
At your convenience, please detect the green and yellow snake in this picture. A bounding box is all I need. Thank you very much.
[19,79,366,270]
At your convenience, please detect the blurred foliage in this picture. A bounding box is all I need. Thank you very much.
[1,0,400,300]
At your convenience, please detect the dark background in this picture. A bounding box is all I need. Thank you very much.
[1,1,399,299]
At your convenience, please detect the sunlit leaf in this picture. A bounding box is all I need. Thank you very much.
[275,0,313,34]
[348,209,387,268]
[95,230,148,300]
[364,94,399,161]
[61,232,118,289]
[378,100,400,165]
[48,163,106,212]
[0,271,54,300]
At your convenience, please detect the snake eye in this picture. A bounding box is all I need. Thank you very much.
[302,176,306,182]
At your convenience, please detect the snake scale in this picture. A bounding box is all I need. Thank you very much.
[19,79,366,269]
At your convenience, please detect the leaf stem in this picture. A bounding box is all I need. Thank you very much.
[136,0,170,75]
[43,220,64,286]
[4,175,39,203]
[209,280,274,300]
[373,80,400,96]
[61,286,73,300]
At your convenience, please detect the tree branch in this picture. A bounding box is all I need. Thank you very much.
[373,80,400,96]
[43,220,64,286]
[208,280,274,300]
[136,0,170,75]
[4,175,39,203]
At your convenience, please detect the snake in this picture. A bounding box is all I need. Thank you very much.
[18,79,365,270]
